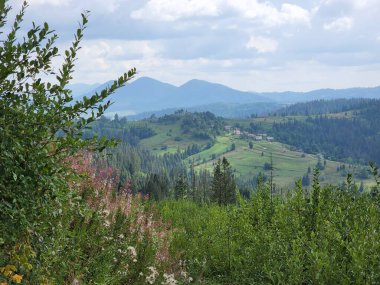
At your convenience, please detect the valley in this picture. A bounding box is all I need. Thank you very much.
[89,102,378,191]
[138,117,373,189]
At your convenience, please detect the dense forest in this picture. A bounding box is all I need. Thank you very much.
[154,109,225,140]
[272,98,377,116]
[272,102,380,164]
[83,115,156,146]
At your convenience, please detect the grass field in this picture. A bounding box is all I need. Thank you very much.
[139,117,374,189]
[184,134,373,188]
[139,121,210,155]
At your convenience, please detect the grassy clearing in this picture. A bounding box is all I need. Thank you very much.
[187,135,373,188]
[139,118,374,188]
[140,121,210,155]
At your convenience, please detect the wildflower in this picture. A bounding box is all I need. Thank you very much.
[1,265,16,277]
[11,274,23,284]
[118,234,125,239]
[102,209,110,216]
[162,273,177,285]
[103,220,110,228]
[180,271,192,283]
[146,266,159,284]
[127,246,137,259]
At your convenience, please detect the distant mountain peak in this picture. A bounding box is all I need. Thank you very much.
[132,76,175,87]
[180,78,231,89]
[73,76,380,117]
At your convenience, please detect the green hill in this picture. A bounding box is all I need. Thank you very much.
[87,107,377,189]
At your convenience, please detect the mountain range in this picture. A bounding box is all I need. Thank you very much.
[69,77,380,118]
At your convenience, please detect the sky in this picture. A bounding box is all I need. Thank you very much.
[7,0,380,92]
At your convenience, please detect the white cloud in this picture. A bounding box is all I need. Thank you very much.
[28,0,126,13]
[131,0,220,21]
[131,0,311,27]
[77,39,160,64]
[20,0,380,91]
[68,39,161,82]
[349,0,379,9]
[246,36,278,53]
[324,17,353,32]
[315,0,379,10]
[231,1,311,27]
[28,0,71,6]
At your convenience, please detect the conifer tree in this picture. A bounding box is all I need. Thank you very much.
[211,157,236,205]
[222,157,237,205]
[212,159,223,205]
[174,174,188,200]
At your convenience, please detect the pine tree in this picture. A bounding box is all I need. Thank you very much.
[212,159,223,205]
[222,157,237,205]
[211,157,236,205]
[174,174,188,200]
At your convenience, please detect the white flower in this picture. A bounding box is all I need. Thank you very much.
[103,220,110,228]
[102,209,110,217]
[127,246,137,258]
[162,273,177,285]
[146,266,159,284]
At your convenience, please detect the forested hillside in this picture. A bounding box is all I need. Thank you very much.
[271,100,380,165]
[272,98,376,116]
[79,105,376,195]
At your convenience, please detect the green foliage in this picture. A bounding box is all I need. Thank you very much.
[174,174,189,200]
[84,116,156,146]
[272,113,380,164]
[160,177,380,284]
[0,1,139,282]
[273,98,377,116]
[157,110,225,140]
[211,157,236,206]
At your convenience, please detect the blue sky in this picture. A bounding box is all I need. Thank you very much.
[10,0,380,91]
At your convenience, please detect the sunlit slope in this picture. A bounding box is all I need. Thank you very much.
[184,134,373,188]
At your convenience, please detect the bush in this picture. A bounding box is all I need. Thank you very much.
[0,2,186,284]
[160,178,380,284]
[263,162,272,171]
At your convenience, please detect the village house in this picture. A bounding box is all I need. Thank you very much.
[234,128,241,135]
